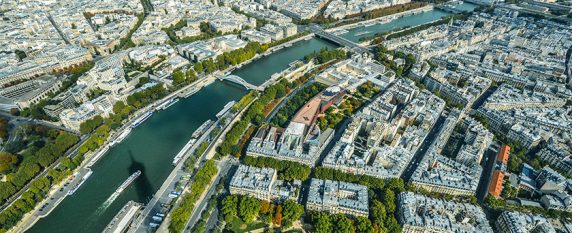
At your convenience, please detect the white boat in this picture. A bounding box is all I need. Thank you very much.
[192,120,212,139]
[155,100,171,111]
[216,101,236,119]
[183,87,200,98]
[87,146,109,167]
[355,31,371,36]
[378,16,394,24]
[172,138,196,166]
[113,128,132,145]
[131,112,153,128]
[363,21,376,27]
[115,170,141,195]
[163,98,179,110]
[68,170,93,196]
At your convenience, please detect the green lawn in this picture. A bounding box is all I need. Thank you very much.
[283,229,304,233]
[227,217,267,233]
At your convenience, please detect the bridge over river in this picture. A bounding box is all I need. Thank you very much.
[309,24,372,55]
[217,75,264,91]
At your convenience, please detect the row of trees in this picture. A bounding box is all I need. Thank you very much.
[243,156,311,181]
[183,141,209,173]
[232,91,257,112]
[350,2,427,20]
[309,212,367,233]
[221,194,304,229]
[0,132,81,231]
[270,83,326,127]
[0,132,79,205]
[79,115,104,135]
[169,159,218,233]
[193,42,269,75]
[172,68,197,88]
[116,13,144,50]
[218,79,290,157]
[303,48,347,65]
[313,167,390,190]
[78,84,167,155]
[386,11,471,40]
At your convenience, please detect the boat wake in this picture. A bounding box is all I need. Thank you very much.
[95,170,141,215]
[96,192,119,215]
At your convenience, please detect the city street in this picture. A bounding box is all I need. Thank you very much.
[401,115,446,182]
[183,158,236,232]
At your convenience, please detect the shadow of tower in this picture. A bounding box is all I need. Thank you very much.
[127,150,154,203]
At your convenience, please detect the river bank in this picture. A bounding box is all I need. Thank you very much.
[328,4,435,32]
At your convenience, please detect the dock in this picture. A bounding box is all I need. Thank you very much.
[104,201,143,233]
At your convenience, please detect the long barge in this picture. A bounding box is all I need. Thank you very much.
[191,120,213,139]
[172,138,196,166]
[131,112,153,128]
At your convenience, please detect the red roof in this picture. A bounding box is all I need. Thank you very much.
[497,145,510,164]
[488,171,505,198]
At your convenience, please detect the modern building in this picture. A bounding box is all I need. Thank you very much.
[315,54,393,92]
[176,35,247,62]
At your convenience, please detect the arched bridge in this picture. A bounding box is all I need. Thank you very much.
[218,75,263,91]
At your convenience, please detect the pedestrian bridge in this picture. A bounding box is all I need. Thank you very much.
[218,75,263,91]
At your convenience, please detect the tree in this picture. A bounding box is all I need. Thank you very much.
[0,152,17,173]
[281,200,303,219]
[312,212,332,233]
[356,216,374,233]
[370,200,386,225]
[172,70,186,86]
[282,200,303,227]
[273,205,283,226]
[383,189,396,213]
[194,62,203,73]
[221,195,238,220]
[332,214,355,233]
[260,200,272,214]
[0,118,8,139]
[113,101,127,115]
[239,196,260,223]
[79,115,104,134]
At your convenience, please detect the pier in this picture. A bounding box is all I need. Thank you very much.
[103,201,143,233]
